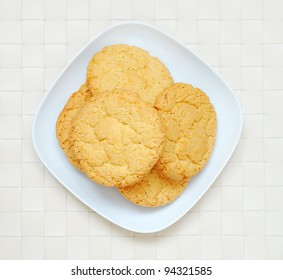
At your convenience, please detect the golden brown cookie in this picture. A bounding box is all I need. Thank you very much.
[56,83,90,170]
[154,83,217,184]
[118,167,188,207]
[86,44,174,105]
[72,89,164,187]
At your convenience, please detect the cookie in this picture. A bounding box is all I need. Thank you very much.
[154,83,217,184]
[72,89,164,187]
[118,167,187,207]
[86,44,173,105]
[56,83,90,170]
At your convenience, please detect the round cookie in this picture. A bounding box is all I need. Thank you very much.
[86,44,173,105]
[56,83,90,170]
[154,83,217,184]
[72,89,164,188]
[118,167,188,207]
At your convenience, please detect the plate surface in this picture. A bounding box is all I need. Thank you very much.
[32,22,242,233]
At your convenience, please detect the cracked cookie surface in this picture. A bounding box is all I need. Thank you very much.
[86,44,173,106]
[118,166,187,207]
[56,83,90,170]
[72,90,164,187]
[154,83,217,184]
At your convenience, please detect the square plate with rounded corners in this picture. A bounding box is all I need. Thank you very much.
[32,22,242,233]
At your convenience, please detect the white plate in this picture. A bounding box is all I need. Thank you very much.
[32,22,242,233]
